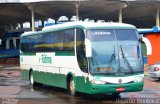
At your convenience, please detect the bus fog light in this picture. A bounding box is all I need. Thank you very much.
[91,80,106,84]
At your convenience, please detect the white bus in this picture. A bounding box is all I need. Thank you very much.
[20,22,144,96]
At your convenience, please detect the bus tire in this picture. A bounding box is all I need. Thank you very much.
[29,71,35,87]
[69,78,77,96]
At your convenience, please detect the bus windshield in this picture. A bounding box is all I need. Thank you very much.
[86,29,144,75]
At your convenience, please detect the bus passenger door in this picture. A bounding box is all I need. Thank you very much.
[75,29,89,92]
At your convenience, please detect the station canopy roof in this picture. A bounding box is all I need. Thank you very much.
[0,0,160,31]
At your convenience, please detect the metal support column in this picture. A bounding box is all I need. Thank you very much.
[75,4,79,21]
[31,9,35,31]
[156,9,159,27]
[119,8,123,23]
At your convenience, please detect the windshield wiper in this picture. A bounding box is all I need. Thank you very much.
[120,45,134,74]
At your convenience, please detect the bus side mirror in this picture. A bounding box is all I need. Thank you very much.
[85,39,92,57]
[139,34,143,42]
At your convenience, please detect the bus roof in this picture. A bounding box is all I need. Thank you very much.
[21,21,136,37]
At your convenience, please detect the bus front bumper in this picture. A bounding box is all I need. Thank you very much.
[88,82,143,94]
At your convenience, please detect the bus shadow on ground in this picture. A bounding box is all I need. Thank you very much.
[32,83,121,102]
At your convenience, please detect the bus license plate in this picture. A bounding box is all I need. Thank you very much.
[116,88,125,92]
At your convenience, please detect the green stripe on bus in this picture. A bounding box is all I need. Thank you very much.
[21,51,75,56]
[20,52,36,56]
[55,51,75,56]
[33,71,67,89]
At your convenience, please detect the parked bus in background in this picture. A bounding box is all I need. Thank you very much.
[20,21,144,96]
[0,27,42,64]
[0,30,22,64]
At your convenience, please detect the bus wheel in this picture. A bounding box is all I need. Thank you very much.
[69,78,77,96]
[29,71,34,87]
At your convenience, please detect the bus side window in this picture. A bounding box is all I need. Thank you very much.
[57,31,64,51]
[21,35,37,52]
[64,29,74,52]
[76,29,88,73]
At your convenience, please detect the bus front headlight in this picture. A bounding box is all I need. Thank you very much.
[134,76,144,82]
[91,80,106,84]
